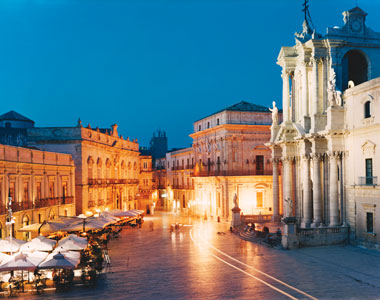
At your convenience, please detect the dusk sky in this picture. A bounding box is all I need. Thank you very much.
[1,0,379,148]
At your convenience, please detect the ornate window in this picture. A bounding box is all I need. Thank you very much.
[88,156,94,179]
[364,101,371,118]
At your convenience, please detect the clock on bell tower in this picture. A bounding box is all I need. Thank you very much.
[343,6,367,34]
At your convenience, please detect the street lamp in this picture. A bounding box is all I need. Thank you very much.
[5,190,15,256]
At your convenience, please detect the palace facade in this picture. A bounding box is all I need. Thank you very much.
[0,144,75,240]
[166,147,194,214]
[27,121,140,215]
[187,101,280,221]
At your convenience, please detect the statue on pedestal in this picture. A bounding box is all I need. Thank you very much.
[231,193,241,227]
[233,194,238,207]
[269,101,279,126]
[284,197,293,218]
[327,70,342,107]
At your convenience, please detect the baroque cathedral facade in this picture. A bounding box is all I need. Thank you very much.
[270,7,380,248]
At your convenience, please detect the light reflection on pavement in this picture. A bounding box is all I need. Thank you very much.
[18,212,380,300]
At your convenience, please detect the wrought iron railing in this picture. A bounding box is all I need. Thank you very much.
[88,178,139,185]
[192,170,273,177]
[358,176,378,186]
[0,196,74,215]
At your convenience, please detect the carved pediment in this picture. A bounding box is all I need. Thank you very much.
[362,140,376,156]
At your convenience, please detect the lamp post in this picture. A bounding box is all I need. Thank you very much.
[6,190,15,256]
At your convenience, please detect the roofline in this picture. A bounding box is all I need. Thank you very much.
[0,118,35,123]
[194,109,273,123]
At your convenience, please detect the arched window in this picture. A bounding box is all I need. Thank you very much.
[22,215,31,241]
[364,101,371,118]
[121,161,126,178]
[105,158,111,178]
[88,156,94,179]
[97,158,103,179]
[48,209,55,221]
[342,50,368,90]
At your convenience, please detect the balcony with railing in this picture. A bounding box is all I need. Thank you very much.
[192,169,273,177]
[358,176,378,186]
[88,178,139,185]
[0,196,74,215]
[34,196,74,208]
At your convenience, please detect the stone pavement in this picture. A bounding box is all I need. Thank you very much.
[18,212,380,300]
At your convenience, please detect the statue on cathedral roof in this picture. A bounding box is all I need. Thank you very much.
[328,69,343,107]
[269,101,279,126]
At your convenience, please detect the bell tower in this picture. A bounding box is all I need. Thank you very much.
[342,7,367,35]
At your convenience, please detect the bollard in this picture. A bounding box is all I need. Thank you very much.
[217,216,220,223]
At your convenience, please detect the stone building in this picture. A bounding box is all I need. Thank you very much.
[0,144,75,240]
[190,101,279,221]
[166,147,195,214]
[149,129,168,159]
[139,154,155,213]
[27,121,140,215]
[153,157,167,210]
[0,111,34,147]
[270,6,380,248]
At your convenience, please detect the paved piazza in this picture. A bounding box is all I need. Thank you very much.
[21,213,380,300]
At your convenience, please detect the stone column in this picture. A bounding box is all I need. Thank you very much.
[282,157,292,208]
[4,173,9,206]
[312,57,319,115]
[329,152,340,226]
[301,61,308,117]
[282,71,290,122]
[43,172,48,198]
[16,171,21,203]
[301,155,312,228]
[272,158,280,221]
[311,154,322,227]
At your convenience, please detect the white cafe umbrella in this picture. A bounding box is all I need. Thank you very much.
[107,209,135,218]
[61,218,106,232]
[100,212,120,222]
[0,237,26,253]
[38,252,77,270]
[129,209,144,215]
[51,250,80,266]
[0,251,47,272]
[20,236,57,252]
[58,234,87,246]
[54,239,87,251]
[0,253,11,264]
[124,210,140,217]
[95,215,118,226]
[19,222,65,235]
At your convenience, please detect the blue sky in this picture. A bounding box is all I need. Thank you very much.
[1,0,379,148]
